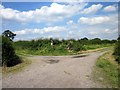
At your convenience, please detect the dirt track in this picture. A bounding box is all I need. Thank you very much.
[3,51,107,88]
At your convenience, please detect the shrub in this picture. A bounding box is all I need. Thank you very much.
[72,42,85,52]
[2,36,21,67]
[116,56,120,63]
[114,39,120,64]
[0,36,2,66]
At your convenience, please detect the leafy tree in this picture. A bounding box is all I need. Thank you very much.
[91,38,101,44]
[2,30,16,40]
[111,40,117,43]
[117,35,120,40]
[2,30,21,67]
[114,36,120,63]
[72,41,85,52]
[81,37,88,41]
[0,36,2,66]
[53,39,61,45]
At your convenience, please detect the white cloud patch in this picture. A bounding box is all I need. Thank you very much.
[78,16,110,25]
[104,28,118,34]
[0,3,86,23]
[66,20,78,29]
[67,20,74,25]
[81,4,103,14]
[68,31,73,34]
[89,31,98,35]
[103,5,117,12]
[14,26,68,35]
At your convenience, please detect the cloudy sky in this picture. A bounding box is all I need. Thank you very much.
[0,2,118,40]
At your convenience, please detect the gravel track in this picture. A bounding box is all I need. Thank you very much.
[3,51,107,88]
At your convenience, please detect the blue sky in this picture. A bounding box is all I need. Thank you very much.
[0,2,118,40]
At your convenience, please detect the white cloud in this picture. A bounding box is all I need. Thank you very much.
[66,20,78,29]
[104,28,118,34]
[103,5,117,12]
[0,7,20,20]
[81,4,103,14]
[78,16,110,25]
[89,31,98,35]
[0,4,4,9]
[0,3,86,23]
[68,31,73,34]
[67,20,74,25]
[52,0,88,5]
[14,26,68,35]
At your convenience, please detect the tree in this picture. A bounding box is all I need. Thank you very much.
[117,35,120,40]
[114,37,120,63]
[91,38,101,44]
[81,37,88,41]
[2,30,21,67]
[0,36,2,66]
[2,30,16,40]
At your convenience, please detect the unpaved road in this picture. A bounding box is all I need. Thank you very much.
[3,51,107,88]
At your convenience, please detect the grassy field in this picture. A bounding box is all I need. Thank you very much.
[15,44,113,56]
[93,49,119,88]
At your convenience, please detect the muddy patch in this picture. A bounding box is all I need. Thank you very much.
[72,54,88,58]
[44,59,59,64]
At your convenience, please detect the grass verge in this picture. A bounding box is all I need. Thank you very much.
[92,50,119,88]
[15,45,113,56]
[2,57,32,74]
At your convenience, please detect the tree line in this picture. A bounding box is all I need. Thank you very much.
[14,37,116,51]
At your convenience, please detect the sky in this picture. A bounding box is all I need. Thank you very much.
[0,1,119,41]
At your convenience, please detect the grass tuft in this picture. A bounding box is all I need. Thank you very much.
[2,57,32,74]
[93,51,119,88]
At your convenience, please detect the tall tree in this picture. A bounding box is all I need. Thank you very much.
[2,30,16,40]
[2,30,21,67]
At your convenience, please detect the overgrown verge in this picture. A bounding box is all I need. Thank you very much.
[114,38,120,63]
[15,44,113,56]
[14,38,115,56]
[93,51,119,88]
[2,57,32,74]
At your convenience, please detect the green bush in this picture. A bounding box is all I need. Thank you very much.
[97,58,111,68]
[0,36,2,66]
[72,42,85,52]
[114,39,120,64]
[2,36,21,67]
[116,56,120,63]
[96,52,118,87]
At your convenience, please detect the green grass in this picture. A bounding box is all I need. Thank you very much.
[93,51,119,88]
[83,44,113,50]
[16,44,113,56]
[16,47,76,56]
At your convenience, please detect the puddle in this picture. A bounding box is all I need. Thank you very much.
[44,59,59,64]
[72,54,88,58]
